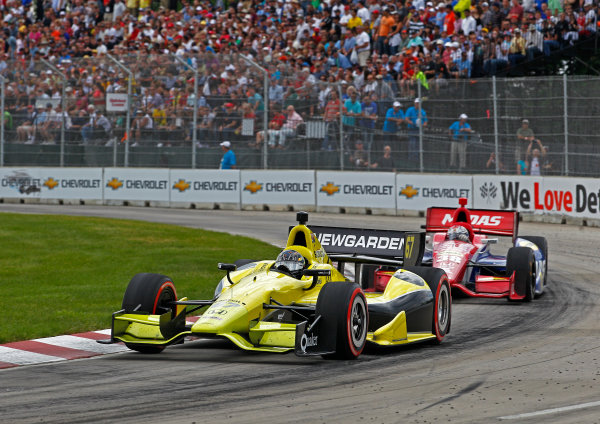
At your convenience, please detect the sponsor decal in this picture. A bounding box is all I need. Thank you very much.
[422,187,470,199]
[107,178,123,190]
[173,179,190,192]
[41,178,101,190]
[315,231,404,253]
[479,182,498,204]
[244,180,263,194]
[320,182,340,196]
[106,178,167,190]
[300,333,318,353]
[399,185,419,199]
[497,181,592,213]
[43,178,59,190]
[496,181,600,215]
[1,171,41,195]
[243,181,312,194]
[320,182,392,196]
[440,213,503,227]
[191,181,238,191]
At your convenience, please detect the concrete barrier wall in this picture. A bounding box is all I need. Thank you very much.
[1,167,598,226]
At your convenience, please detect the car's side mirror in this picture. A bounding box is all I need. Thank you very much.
[218,263,237,272]
[302,268,330,290]
[218,263,237,285]
[302,269,331,277]
[482,239,498,245]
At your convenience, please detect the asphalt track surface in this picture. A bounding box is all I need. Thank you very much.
[1,204,599,424]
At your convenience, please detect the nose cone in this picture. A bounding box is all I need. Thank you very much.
[192,300,249,334]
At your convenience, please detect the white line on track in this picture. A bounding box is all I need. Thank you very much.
[498,400,600,420]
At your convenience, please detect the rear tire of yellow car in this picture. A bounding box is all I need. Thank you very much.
[403,267,451,344]
[506,247,535,302]
[316,282,368,360]
[121,273,178,354]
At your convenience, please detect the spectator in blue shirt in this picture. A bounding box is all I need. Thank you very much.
[219,141,237,169]
[360,92,378,150]
[456,51,472,78]
[404,98,428,163]
[448,113,473,171]
[343,88,362,137]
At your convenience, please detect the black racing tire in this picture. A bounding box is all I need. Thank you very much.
[403,266,451,343]
[121,273,178,354]
[520,235,548,287]
[506,247,535,302]
[316,282,368,360]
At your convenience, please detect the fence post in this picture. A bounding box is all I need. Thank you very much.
[563,74,569,176]
[0,75,4,167]
[173,53,198,169]
[418,83,423,173]
[240,54,269,169]
[41,59,66,167]
[338,83,344,171]
[492,76,499,175]
[106,53,132,167]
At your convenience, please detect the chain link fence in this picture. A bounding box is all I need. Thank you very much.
[1,54,599,176]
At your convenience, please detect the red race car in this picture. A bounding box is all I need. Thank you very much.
[422,198,548,301]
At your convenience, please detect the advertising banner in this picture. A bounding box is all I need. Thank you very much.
[241,170,315,205]
[0,168,44,199]
[472,176,543,213]
[539,177,600,219]
[37,168,103,199]
[103,168,170,202]
[396,174,472,210]
[316,171,396,209]
[170,170,240,204]
[106,93,128,112]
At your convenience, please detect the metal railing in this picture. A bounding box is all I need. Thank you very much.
[0,54,599,176]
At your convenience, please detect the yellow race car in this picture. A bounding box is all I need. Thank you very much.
[100,212,451,359]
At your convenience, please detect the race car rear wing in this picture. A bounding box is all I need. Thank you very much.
[425,207,519,239]
[307,225,425,266]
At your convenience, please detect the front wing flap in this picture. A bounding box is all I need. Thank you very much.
[294,317,336,357]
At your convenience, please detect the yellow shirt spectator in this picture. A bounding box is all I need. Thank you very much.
[152,108,167,127]
[347,16,363,30]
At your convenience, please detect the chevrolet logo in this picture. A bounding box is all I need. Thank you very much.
[244,180,263,194]
[43,178,59,190]
[320,182,340,196]
[173,179,190,192]
[107,178,123,190]
[399,185,419,199]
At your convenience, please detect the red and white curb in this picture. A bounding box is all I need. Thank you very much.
[0,317,200,370]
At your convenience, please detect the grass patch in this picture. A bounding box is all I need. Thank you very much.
[0,213,280,343]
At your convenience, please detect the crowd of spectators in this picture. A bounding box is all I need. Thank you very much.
[0,0,596,174]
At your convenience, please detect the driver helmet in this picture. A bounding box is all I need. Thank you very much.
[446,225,470,242]
[274,249,306,279]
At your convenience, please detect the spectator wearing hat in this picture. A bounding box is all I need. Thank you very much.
[219,141,236,170]
[525,24,543,61]
[508,28,526,73]
[218,102,239,142]
[516,118,536,163]
[449,113,473,171]
[383,101,405,146]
